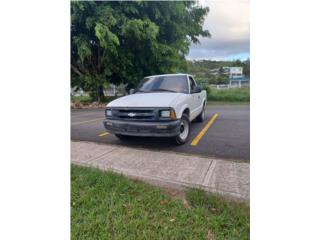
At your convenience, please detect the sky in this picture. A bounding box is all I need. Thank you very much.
[187,0,250,61]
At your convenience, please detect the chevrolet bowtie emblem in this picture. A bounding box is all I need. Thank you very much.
[128,112,136,117]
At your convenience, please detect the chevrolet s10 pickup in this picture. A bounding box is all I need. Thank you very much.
[103,74,207,144]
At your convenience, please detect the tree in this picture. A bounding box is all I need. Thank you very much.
[217,75,228,84]
[232,59,242,67]
[71,1,210,102]
[243,59,250,78]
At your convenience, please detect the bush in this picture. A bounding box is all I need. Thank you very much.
[71,95,92,104]
[71,95,119,104]
[202,85,211,95]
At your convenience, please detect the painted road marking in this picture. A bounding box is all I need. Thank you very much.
[190,113,219,146]
[71,118,104,126]
[98,132,109,137]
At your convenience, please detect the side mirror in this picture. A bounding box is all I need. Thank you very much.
[129,89,135,95]
[191,86,202,94]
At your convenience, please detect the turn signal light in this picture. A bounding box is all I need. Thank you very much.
[170,109,177,120]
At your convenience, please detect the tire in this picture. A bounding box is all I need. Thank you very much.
[196,104,206,122]
[175,113,191,145]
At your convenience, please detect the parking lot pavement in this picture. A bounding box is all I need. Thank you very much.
[71,141,250,202]
[71,104,250,161]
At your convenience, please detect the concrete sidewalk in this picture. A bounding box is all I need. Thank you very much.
[71,141,250,202]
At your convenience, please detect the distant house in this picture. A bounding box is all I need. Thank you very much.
[213,66,245,80]
[229,67,244,79]
[210,66,244,77]
[228,67,249,87]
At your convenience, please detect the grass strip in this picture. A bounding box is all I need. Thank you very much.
[207,87,250,102]
[71,164,249,240]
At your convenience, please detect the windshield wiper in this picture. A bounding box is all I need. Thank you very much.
[149,88,177,93]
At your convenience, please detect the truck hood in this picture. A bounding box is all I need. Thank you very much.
[107,92,183,108]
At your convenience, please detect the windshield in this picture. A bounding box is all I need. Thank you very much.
[136,75,189,94]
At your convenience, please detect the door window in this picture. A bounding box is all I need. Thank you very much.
[189,77,196,93]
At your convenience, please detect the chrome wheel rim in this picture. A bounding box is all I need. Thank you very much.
[179,119,189,140]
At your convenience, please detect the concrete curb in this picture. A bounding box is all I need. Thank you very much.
[71,141,250,202]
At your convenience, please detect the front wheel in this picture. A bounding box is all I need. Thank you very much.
[175,113,190,145]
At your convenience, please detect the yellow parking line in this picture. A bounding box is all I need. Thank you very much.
[98,132,109,137]
[71,118,104,126]
[191,113,219,146]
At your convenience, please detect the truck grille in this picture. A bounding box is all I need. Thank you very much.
[112,108,156,121]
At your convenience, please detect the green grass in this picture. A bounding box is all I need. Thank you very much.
[207,87,250,102]
[71,164,249,240]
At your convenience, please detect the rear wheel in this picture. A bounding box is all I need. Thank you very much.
[175,113,190,145]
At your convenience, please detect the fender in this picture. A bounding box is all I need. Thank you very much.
[176,104,190,119]
[169,94,190,119]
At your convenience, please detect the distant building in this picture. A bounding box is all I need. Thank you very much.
[228,67,249,87]
[210,66,244,77]
[208,66,249,87]
[229,67,244,79]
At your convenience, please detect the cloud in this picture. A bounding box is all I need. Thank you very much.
[188,0,250,60]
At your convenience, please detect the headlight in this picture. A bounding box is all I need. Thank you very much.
[106,109,112,117]
[160,110,170,118]
[160,109,176,119]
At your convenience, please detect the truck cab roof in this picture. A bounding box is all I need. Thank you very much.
[145,73,194,78]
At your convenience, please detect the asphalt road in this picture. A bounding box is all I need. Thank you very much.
[71,105,250,161]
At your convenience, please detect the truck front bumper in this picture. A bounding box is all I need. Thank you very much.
[103,119,181,137]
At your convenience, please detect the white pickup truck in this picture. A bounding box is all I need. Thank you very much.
[103,73,207,144]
